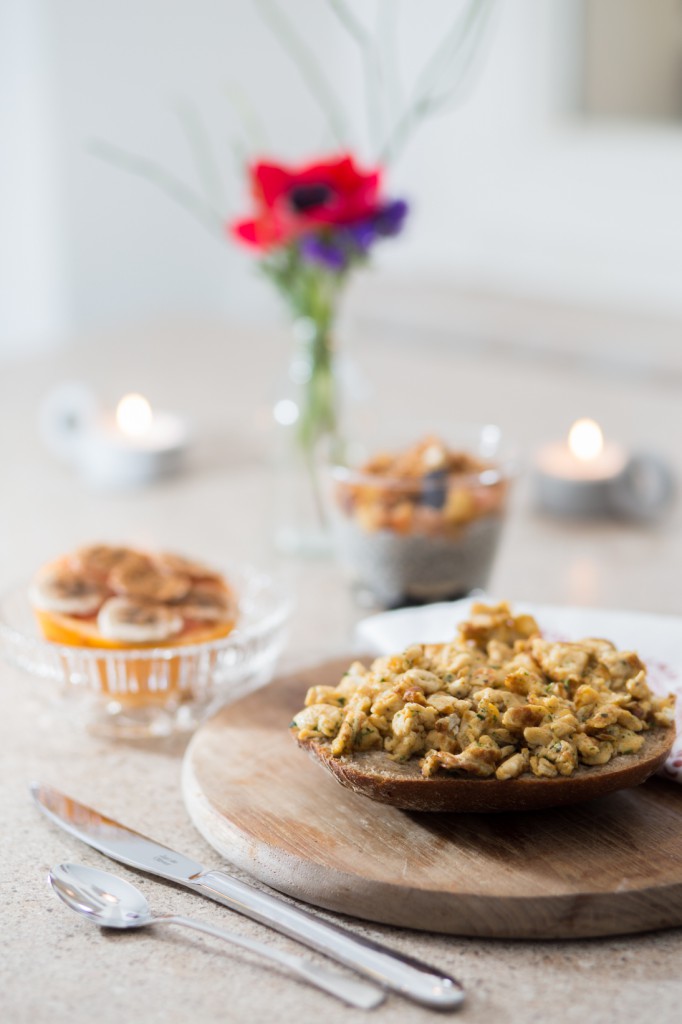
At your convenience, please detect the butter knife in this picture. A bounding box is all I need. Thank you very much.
[31,783,464,1010]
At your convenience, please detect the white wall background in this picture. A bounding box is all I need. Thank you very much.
[0,1,65,351]
[2,0,682,359]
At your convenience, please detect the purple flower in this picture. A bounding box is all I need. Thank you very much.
[297,196,409,272]
[343,198,409,252]
[299,235,348,271]
[374,198,409,237]
[346,219,378,251]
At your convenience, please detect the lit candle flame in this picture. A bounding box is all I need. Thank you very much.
[116,393,153,437]
[568,418,603,462]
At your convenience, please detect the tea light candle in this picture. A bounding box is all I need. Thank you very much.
[40,384,190,489]
[534,419,628,517]
[76,393,190,488]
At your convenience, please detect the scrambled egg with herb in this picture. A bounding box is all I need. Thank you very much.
[292,602,675,780]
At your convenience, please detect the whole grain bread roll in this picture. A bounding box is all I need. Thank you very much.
[293,726,675,813]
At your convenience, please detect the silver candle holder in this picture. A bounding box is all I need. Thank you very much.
[534,419,674,522]
[40,383,190,489]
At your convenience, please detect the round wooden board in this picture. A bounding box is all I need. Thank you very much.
[182,656,682,939]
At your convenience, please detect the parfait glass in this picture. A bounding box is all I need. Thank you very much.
[325,424,515,608]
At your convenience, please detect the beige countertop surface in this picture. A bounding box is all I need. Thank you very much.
[1,320,681,1023]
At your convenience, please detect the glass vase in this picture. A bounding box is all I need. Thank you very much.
[271,315,342,556]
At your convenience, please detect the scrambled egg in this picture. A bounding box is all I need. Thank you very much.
[292,602,675,780]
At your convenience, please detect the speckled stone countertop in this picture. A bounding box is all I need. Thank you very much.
[2,323,682,1024]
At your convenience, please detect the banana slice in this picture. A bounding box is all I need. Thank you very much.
[154,552,223,583]
[97,597,184,643]
[109,560,191,603]
[30,566,107,616]
[72,544,148,580]
[179,583,235,622]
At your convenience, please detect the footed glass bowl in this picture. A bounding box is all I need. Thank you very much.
[0,565,291,739]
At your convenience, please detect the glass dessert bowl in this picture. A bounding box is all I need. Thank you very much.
[0,545,290,738]
[326,426,514,608]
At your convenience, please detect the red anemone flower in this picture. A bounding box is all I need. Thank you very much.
[231,154,383,250]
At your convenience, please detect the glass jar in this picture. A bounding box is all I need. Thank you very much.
[325,424,515,608]
[271,316,342,556]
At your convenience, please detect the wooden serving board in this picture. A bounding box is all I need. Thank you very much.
[182,656,682,939]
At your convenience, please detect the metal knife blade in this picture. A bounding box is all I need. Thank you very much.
[31,782,464,1010]
[32,782,205,882]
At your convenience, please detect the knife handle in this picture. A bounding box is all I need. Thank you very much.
[191,870,464,1009]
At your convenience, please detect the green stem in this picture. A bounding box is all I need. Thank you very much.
[291,314,339,531]
[255,0,349,146]
[171,97,226,210]
[294,317,338,452]
[87,138,225,238]
[377,0,403,135]
[378,0,495,164]
[326,0,384,146]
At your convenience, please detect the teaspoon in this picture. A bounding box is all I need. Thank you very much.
[48,863,384,1010]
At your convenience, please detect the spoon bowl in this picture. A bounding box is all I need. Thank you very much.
[50,863,155,929]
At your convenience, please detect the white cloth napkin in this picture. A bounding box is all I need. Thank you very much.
[355,598,682,782]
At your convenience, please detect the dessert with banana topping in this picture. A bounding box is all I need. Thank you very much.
[30,544,236,703]
[31,544,236,648]
[291,601,675,811]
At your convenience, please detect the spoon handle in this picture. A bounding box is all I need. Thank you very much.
[160,915,384,1009]
[192,870,463,1008]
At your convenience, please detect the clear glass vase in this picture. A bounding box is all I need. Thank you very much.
[271,315,342,556]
